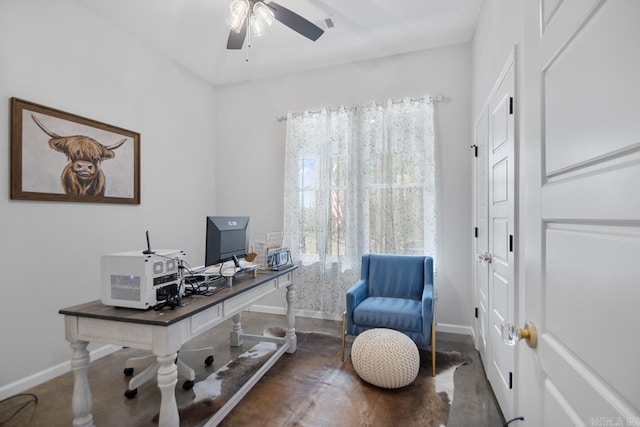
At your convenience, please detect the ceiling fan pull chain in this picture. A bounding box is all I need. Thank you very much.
[246,15,251,62]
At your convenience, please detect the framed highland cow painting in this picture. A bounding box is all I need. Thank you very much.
[10,97,140,204]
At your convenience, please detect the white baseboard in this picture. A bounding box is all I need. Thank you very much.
[247,304,343,321]
[437,322,474,336]
[0,344,121,401]
[245,304,286,316]
[248,305,473,335]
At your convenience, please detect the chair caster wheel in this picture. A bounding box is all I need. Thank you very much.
[123,367,134,376]
[205,355,214,366]
[182,380,194,390]
[124,388,138,399]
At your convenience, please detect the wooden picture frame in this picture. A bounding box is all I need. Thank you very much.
[10,97,140,204]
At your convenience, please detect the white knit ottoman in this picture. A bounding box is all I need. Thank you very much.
[351,328,419,389]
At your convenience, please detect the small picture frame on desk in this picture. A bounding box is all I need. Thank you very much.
[268,248,293,271]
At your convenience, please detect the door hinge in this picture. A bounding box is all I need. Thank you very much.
[474,227,478,238]
[509,371,513,389]
[509,97,514,115]
[470,144,478,157]
[509,234,514,252]
[475,307,479,318]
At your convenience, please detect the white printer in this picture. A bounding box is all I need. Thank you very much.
[101,249,185,309]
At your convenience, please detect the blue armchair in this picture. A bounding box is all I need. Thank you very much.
[342,254,436,376]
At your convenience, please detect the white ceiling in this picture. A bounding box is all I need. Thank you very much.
[73,0,483,86]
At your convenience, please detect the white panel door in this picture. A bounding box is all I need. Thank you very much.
[487,52,516,420]
[473,107,490,362]
[520,0,640,424]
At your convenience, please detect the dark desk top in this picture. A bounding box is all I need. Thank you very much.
[59,266,297,327]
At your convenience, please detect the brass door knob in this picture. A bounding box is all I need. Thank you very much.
[501,321,537,348]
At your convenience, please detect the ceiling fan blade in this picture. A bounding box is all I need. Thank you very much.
[267,1,324,41]
[226,22,247,49]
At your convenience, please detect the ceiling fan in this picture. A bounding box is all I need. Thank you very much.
[226,0,324,50]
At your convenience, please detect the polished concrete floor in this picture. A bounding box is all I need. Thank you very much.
[2,312,505,426]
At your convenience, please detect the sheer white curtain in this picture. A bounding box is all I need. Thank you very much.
[283,96,436,315]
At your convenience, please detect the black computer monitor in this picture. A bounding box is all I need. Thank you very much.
[205,216,250,266]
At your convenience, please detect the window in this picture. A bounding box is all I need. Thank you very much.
[284,97,436,314]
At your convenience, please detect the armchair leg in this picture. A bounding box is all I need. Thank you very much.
[341,311,347,362]
[431,322,436,377]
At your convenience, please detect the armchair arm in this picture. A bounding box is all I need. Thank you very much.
[421,282,435,332]
[346,280,368,310]
[346,280,368,332]
[422,256,435,331]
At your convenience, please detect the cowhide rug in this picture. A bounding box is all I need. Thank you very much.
[173,328,470,427]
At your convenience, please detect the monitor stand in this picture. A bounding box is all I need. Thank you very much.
[224,266,258,287]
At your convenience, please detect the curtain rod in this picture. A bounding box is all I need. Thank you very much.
[276,94,446,122]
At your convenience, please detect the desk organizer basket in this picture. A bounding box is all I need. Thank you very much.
[252,232,283,270]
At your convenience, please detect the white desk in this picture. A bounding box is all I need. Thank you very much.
[59,266,297,427]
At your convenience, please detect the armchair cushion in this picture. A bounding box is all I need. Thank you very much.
[353,297,422,332]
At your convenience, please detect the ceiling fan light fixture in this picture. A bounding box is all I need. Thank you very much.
[250,2,274,37]
[225,0,324,51]
[250,14,266,37]
[226,0,250,33]
[253,2,274,26]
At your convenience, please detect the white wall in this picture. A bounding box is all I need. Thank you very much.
[214,44,473,332]
[471,0,523,119]
[0,0,217,396]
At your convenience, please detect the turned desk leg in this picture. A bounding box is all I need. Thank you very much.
[230,312,243,347]
[70,341,94,427]
[285,284,297,353]
[156,353,179,427]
